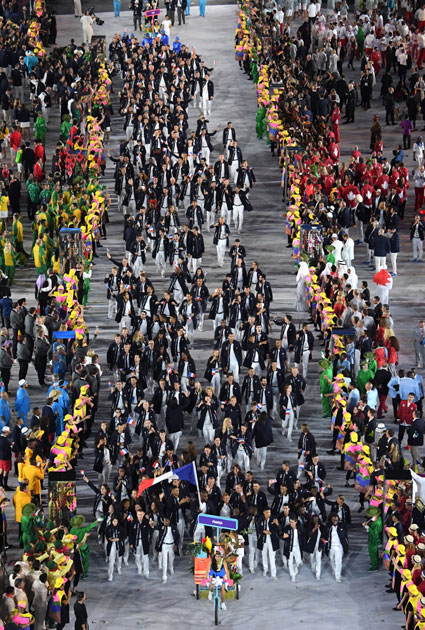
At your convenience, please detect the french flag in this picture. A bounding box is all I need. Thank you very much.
[188,372,196,378]
[137,461,198,497]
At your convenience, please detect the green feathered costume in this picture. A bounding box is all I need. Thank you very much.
[365,506,383,571]
[70,514,97,577]
[21,503,38,552]
[319,359,334,418]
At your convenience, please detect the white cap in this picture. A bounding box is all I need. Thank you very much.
[18,379,27,387]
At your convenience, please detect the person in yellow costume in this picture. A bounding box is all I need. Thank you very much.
[12,212,27,265]
[12,480,31,527]
[32,238,47,276]
[0,189,9,229]
[21,456,44,502]
[3,241,16,285]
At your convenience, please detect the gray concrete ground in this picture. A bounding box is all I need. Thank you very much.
[1,5,419,629]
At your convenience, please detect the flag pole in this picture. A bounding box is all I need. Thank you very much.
[192,460,202,508]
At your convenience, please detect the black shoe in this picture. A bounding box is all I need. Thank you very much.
[358,506,363,512]
[4,486,13,491]
[337,467,345,471]
[326,450,335,455]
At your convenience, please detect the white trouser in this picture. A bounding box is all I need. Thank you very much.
[201,146,210,165]
[413,237,424,260]
[295,350,310,378]
[206,208,216,230]
[229,359,240,383]
[236,449,250,472]
[252,362,262,378]
[374,255,387,271]
[108,298,117,319]
[220,204,230,223]
[229,161,238,179]
[191,256,202,273]
[233,205,244,232]
[282,409,295,441]
[151,530,159,563]
[216,239,227,266]
[216,461,226,488]
[357,220,364,241]
[329,546,343,581]
[288,547,302,579]
[177,518,185,554]
[161,544,175,581]
[202,95,211,116]
[156,251,166,275]
[169,430,182,451]
[214,313,225,329]
[108,545,122,580]
[82,28,92,45]
[133,256,144,278]
[211,372,221,398]
[124,539,130,565]
[203,422,215,445]
[119,316,132,333]
[193,523,205,543]
[390,252,398,274]
[193,92,201,108]
[248,533,257,572]
[310,549,321,579]
[257,446,267,470]
[415,340,425,368]
[262,537,276,577]
[135,543,150,576]
[74,0,82,14]
[100,463,112,485]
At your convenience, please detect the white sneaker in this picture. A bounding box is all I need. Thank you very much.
[291,576,296,582]
[221,602,227,610]
[162,578,167,584]
[117,568,122,574]
[137,570,142,575]
[262,571,267,577]
[336,578,342,583]
[208,591,213,601]
[108,576,113,581]
[249,568,254,574]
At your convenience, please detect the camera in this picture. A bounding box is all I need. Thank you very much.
[88,6,104,25]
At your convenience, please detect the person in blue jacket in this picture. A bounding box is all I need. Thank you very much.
[373,228,391,272]
[173,36,182,53]
[0,293,12,328]
[14,379,30,426]
[0,389,11,429]
[388,228,400,277]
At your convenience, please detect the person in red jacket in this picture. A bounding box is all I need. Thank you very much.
[34,140,45,164]
[33,158,44,183]
[397,392,417,445]
[9,125,21,167]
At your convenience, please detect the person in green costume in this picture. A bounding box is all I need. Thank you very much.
[255,107,266,139]
[319,358,334,418]
[70,514,97,578]
[34,112,47,144]
[357,361,376,394]
[20,502,38,552]
[325,244,335,265]
[362,506,382,571]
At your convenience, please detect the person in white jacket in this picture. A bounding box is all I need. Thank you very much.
[81,12,95,45]
[342,233,355,268]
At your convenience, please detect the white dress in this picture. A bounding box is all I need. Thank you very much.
[296,261,309,312]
